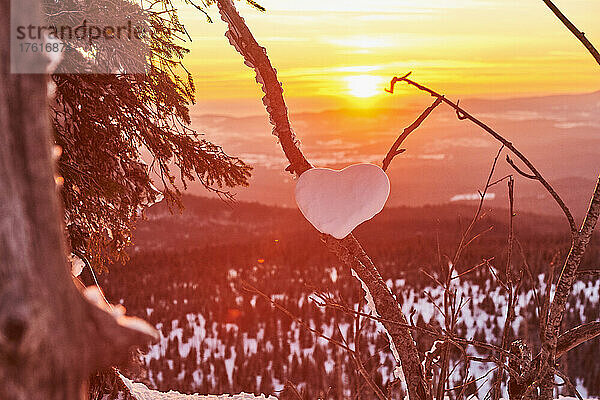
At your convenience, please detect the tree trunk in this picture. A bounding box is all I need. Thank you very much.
[0,1,155,399]
[538,177,600,399]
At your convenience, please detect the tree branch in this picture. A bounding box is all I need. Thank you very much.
[387,74,577,236]
[506,155,537,180]
[556,321,600,358]
[542,177,600,357]
[214,1,429,398]
[215,0,311,176]
[382,96,443,171]
[540,0,600,66]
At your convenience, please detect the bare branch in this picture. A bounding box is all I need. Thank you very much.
[453,145,504,267]
[382,96,443,171]
[576,268,600,279]
[540,254,557,342]
[556,321,600,358]
[544,177,600,347]
[506,156,537,180]
[338,325,389,400]
[283,381,304,400]
[241,281,354,353]
[215,0,311,176]
[540,0,600,66]
[321,234,430,400]
[451,258,494,281]
[493,177,517,400]
[516,239,542,324]
[521,179,600,398]
[387,75,577,235]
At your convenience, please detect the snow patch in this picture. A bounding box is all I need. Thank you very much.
[69,253,85,277]
[119,374,277,400]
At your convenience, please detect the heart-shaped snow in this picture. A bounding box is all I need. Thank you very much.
[295,163,390,239]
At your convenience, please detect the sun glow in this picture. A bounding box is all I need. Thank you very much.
[345,75,384,98]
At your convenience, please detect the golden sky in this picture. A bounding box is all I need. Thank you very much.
[177,0,600,114]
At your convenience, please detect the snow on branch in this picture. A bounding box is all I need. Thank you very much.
[214,2,430,398]
[216,0,311,176]
[84,286,159,340]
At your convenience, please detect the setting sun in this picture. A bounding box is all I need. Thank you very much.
[345,75,384,98]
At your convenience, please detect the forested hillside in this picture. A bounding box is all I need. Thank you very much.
[99,196,600,398]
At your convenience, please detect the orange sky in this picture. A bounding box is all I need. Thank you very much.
[176,0,600,114]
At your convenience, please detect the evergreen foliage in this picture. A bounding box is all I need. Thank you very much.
[46,0,253,270]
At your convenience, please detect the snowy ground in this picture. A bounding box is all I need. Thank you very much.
[136,270,599,398]
[119,375,276,400]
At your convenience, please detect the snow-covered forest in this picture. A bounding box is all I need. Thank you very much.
[99,197,600,399]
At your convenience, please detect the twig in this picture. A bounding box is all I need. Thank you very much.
[515,239,542,323]
[488,174,513,188]
[540,0,600,66]
[493,176,517,400]
[447,369,494,392]
[556,321,600,358]
[540,253,557,342]
[453,145,505,267]
[312,293,529,364]
[382,96,443,171]
[451,258,495,280]
[576,268,600,279]
[506,156,536,180]
[338,325,388,400]
[387,75,577,235]
[241,280,354,353]
[283,381,304,400]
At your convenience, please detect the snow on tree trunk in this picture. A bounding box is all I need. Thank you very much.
[215,1,430,398]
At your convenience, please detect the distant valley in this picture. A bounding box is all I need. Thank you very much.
[187,91,600,219]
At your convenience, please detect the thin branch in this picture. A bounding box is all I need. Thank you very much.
[493,177,517,400]
[506,156,536,180]
[283,381,304,400]
[313,290,526,365]
[540,254,557,342]
[540,0,600,66]
[516,239,542,322]
[382,96,443,171]
[451,258,495,280]
[488,174,513,188]
[556,321,600,358]
[453,145,504,267]
[576,268,600,279]
[241,280,354,353]
[338,325,389,400]
[387,75,577,235]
